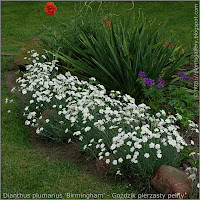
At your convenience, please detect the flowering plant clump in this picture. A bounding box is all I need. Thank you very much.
[137,71,199,126]
[138,72,164,89]
[11,52,198,185]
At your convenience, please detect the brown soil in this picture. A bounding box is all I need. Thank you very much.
[3,64,199,191]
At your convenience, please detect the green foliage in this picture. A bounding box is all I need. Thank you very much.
[140,73,199,127]
[47,10,189,101]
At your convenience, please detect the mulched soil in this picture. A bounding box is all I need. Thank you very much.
[2,62,199,192]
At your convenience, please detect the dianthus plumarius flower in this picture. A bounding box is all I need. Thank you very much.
[44,2,57,16]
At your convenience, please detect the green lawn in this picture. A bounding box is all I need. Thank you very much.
[1,1,198,198]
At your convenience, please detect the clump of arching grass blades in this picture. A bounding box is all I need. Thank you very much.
[14,53,199,188]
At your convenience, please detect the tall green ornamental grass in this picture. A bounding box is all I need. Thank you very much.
[47,10,190,101]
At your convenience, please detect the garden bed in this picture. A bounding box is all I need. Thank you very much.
[3,59,199,198]
[2,1,199,198]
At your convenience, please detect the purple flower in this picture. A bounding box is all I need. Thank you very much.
[178,72,188,80]
[156,78,165,89]
[190,76,193,83]
[142,78,155,87]
[138,71,146,78]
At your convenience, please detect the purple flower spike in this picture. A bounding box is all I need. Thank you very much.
[142,78,155,87]
[178,72,185,77]
[190,76,193,83]
[178,72,188,80]
[156,78,165,89]
[138,71,146,78]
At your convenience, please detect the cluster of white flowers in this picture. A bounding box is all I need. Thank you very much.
[186,166,198,182]
[14,53,199,177]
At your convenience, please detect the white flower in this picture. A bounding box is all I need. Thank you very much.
[112,160,117,165]
[110,144,116,150]
[190,140,194,145]
[126,141,132,146]
[197,183,199,188]
[116,169,122,175]
[98,139,103,143]
[7,110,11,113]
[98,152,103,156]
[42,55,46,59]
[11,87,16,92]
[130,147,135,152]
[144,153,150,158]
[5,98,8,104]
[156,113,161,118]
[73,131,81,136]
[142,136,148,143]
[65,128,69,133]
[22,89,27,94]
[30,100,34,104]
[176,113,182,120]
[90,138,94,143]
[36,128,40,134]
[189,152,196,156]
[161,110,166,116]
[149,142,155,148]
[105,152,110,157]
[155,144,160,149]
[135,126,140,130]
[188,173,196,181]
[113,150,117,154]
[126,154,131,159]
[118,158,123,163]
[134,142,142,149]
[79,136,83,141]
[25,120,30,125]
[89,77,96,81]
[84,127,91,132]
[157,153,162,158]
[45,119,50,123]
[68,138,72,143]
[105,159,110,164]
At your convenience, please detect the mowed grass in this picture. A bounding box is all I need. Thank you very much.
[1,1,198,198]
